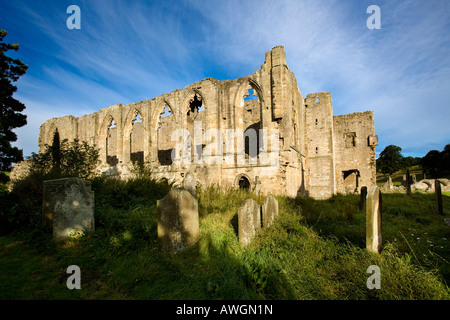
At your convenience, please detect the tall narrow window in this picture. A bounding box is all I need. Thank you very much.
[130,112,144,164]
[158,105,175,165]
[106,119,118,166]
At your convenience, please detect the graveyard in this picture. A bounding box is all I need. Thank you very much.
[0,175,449,300]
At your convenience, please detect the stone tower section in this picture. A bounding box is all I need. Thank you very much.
[304,92,336,199]
[270,45,288,121]
[333,111,378,194]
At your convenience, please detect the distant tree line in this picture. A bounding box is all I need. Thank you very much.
[377,144,450,178]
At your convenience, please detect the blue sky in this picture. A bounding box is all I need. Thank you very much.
[1,0,449,159]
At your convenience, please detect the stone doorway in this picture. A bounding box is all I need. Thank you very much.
[343,169,360,193]
[237,175,251,191]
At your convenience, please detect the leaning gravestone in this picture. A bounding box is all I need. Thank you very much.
[183,172,197,197]
[262,195,278,228]
[406,170,411,196]
[359,186,368,210]
[238,198,261,246]
[42,178,95,240]
[435,180,443,215]
[366,185,382,253]
[157,188,199,252]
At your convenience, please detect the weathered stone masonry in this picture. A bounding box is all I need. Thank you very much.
[37,46,378,199]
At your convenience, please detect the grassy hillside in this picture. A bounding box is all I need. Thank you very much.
[376,165,450,186]
[0,177,449,300]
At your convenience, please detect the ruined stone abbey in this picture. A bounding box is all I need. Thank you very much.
[37,46,378,199]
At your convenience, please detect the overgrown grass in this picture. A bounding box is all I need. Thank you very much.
[0,178,449,300]
[296,192,450,285]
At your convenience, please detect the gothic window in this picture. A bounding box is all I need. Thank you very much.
[187,94,204,117]
[130,112,144,164]
[158,105,175,165]
[106,118,118,166]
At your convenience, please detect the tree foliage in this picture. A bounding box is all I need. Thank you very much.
[1,138,100,230]
[422,144,450,178]
[376,145,404,176]
[0,30,28,171]
[30,137,100,180]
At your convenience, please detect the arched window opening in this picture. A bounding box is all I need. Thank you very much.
[186,93,205,162]
[161,106,173,118]
[106,118,118,166]
[157,106,175,165]
[187,94,204,117]
[244,88,258,101]
[130,112,144,164]
[243,86,261,161]
[133,113,143,123]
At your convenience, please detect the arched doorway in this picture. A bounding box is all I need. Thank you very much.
[236,174,251,191]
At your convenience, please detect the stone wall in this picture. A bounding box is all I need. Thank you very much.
[304,92,336,199]
[333,111,377,194]
[35,46,377,199]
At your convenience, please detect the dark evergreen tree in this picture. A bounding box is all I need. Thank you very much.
[0,30,28,171]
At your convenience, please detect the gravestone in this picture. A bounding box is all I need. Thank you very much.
[157,188,199,252]
[435,180,443,215]
[444,218,450,227]
[406,170,411,195]
[253,176,262,195]
[366,185,382,253]
[183,172,197,197]
[262,194,278,228]
[42,178,95,240]
[359,186,368,210]
[238,198,261,246]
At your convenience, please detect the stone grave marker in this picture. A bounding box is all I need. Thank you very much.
[42,178,95,240]
[238,198,261,246]
[183,172,197,197]
[262,194,278,228]
[157,188,199,252]
[406,170,411,195]
[435,180,443,215]
[359,186,367,210]
[366,185,382,253]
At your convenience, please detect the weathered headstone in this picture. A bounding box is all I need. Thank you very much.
[157,188,199,252]
[183,172,197,197]
[359,186,368,210]
[262,194,279,228]
[366,185,382,253]
[406,170,411,196]
[238,198,261,246]
[435,180,443,215]
[253,176,262,195]
[42,178,95,240]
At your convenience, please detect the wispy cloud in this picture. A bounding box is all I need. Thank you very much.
[3,0,450,158]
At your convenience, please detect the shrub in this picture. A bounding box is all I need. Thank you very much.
[0,139,100,232]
